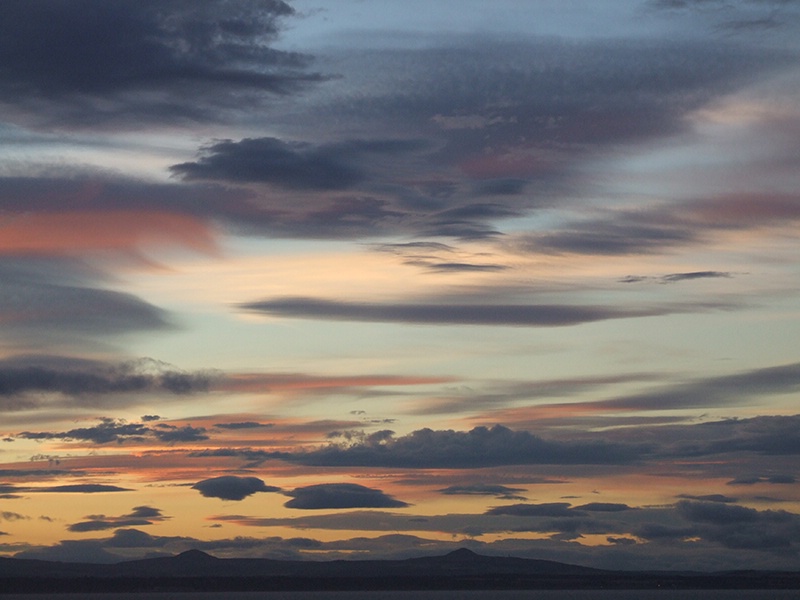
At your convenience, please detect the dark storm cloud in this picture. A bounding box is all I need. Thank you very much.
[0,356,213,399]
[292,425,645,468]
[239,296,725,327]
[0,0,322,127]
[283,483,409,510]
[170,137,424,190]
[192,476,280,501]
[438,484,527,500]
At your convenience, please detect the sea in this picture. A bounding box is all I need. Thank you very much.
[2,592,797,600]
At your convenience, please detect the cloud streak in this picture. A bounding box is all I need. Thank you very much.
[239,296,729,327]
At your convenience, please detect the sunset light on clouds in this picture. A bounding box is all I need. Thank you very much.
[1,0,800,571]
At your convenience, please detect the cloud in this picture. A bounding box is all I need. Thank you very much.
[686,414,800,456]
[292,425,644,468]
[170,137,424,190]
[0,0,322,127]
[153,424,209,443]
[0,259,171,347]
[0,483,132,495]
[573,503,633,512]
[219,372,452,395]
[239,296,723,327]
[536,363,800,416]
[678,494,738,503]
[214,421,274,430]
[648,0,800,32]
[41,484,133,494]
[619,271,735,284]
[0,356,213,399]
[192,476,281,501]
[1,511,28,521]
[13,416,213,446]
[486,503,580,518]
[283,483,409,510]
[515,193,800,257]
[674,500,800,550]
[727,474,797,485]
[438,484,527,500]
[68,506,167,532]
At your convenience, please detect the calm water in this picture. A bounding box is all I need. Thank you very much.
[3,592,798,600]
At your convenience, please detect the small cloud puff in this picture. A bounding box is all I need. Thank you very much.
[284,483,409,510]
[192,476,281,501]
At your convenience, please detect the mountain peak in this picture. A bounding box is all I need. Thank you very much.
[174,549,216,562]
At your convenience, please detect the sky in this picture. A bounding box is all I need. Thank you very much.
[1,0,800,572]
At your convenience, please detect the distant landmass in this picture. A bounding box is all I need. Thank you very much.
[1,548,799,592]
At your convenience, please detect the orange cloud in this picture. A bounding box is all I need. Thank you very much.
[0,210,216,255]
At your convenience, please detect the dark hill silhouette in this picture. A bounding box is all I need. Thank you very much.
[1,548,799,592]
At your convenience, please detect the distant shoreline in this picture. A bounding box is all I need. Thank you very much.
[2,549,799,593]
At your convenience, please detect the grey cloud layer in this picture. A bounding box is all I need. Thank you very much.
[212,498,800,559]
[184,413,800,473]
[0,356,212,398]
[13,417,209,445]
[170,137,425,190]
[290,425,645,468]
[0,258,170,348]
[583,362,800,414]
[0,0,321,127]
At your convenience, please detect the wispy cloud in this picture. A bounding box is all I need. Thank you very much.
[240,296,730,327]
